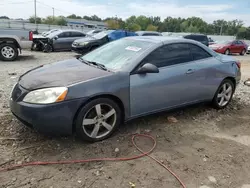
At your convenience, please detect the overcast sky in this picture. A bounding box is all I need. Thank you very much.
[1,0,250,25]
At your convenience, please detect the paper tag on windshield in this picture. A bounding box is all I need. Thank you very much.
[125,46,141,52]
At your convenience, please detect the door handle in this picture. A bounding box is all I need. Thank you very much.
[186,69,195,74]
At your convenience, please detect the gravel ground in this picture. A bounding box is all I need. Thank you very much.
[0,51,250,188]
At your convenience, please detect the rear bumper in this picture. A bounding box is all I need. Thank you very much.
[10,98,87,136]
[20,41,33,49]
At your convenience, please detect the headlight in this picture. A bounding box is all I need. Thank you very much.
[79,42,89,46]
[23,87,68,104]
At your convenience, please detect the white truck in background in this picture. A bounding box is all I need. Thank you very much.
[0,29,33,61]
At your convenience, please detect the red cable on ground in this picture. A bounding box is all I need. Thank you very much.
[0,134,186,188]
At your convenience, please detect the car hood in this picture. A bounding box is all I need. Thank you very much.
[74,37,98,43]
[19,59,112,90]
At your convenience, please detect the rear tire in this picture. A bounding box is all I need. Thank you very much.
[240,49,246,56]
[75,98,122,142]
[212,79,235,109]
[224,49,230,55]
[0,43,18,61]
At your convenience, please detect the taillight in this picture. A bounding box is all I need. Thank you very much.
[236,61,241,69]
[29,31,33,41]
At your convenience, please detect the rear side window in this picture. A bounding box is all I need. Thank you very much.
[185,35,207,41]
[143,43,193,68]
[58,32,71,38]
[189,44,212,60]
[71,32,85,37]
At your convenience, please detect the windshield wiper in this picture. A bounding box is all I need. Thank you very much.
[88,61,108,71]
[77,57,108,71]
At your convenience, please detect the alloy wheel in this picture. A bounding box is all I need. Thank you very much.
[216,82,233,107]
[82,103,117,139]
[1,46,15,59]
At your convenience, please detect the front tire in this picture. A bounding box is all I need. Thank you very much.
[212,79,235,109]
[75,98,122,142]
[224,49,230,55]
[0,43,18,61]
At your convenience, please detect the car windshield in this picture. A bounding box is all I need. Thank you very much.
[42,30,58,37]
[81,38,153,71]
[218,41,232,45]
[46,31,62,38]
[92,30,114,39]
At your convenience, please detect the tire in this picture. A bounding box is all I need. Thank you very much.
[212,79,235,109]
[43,44,53,53]
[0,43,18,61]
[224,49,230,55]
[75,98,122,142]
[240,49,246,56]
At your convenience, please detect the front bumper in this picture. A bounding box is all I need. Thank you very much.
[9,84,87,136]
[71,45,90,54]
[212,48,225,54]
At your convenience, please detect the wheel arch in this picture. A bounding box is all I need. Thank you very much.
[223,76,236,89]
[72,94,125,132]
[0,38,21,49]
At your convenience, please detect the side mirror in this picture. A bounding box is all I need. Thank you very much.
[54,36,58,40]
[137,63,159,74]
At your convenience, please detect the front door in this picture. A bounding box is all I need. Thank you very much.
[129,43,200,117]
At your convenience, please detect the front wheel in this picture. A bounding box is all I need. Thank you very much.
[0,43,18,61]
[224,49,230,55]
[212,79,235,109]
[75,98,122,142]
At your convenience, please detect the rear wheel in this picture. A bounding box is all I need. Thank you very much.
[212,79,235,109]
[0,43,18,61]
[224,49,230,55]
[240,49,246,56]
[75,98,122,142]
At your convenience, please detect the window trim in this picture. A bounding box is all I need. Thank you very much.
[131,42,213,75]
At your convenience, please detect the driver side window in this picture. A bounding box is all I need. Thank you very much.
[142,43,192,68]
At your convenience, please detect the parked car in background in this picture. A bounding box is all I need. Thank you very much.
[247,46,250,54]
[87,29,103,36]
[208,37,216,45]
[72,30,138,54]
[10,36,241,142]
[32,30,87,52]
[209,40,248,55]
[0,29,33,61]
[182,34,209,46]
[136,31,163,36]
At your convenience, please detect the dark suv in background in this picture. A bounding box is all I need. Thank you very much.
[183,34,209,46]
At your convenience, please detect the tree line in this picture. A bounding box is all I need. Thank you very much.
[27,14,250,39]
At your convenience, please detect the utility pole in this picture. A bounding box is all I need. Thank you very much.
[34,0,37,25]
[220,25,223,35]
[53,7,55,21]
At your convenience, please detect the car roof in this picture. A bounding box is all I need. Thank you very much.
[136,31,161,34]
[185,33,207,36]
[60,29,84,33]
[125,36,199,44]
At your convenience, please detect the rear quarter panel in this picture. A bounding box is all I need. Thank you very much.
[195,55,240,100]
